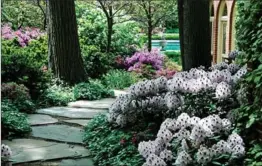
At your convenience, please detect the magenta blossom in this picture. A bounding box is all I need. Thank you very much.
[1,24,45,47]
[125,49,164,72]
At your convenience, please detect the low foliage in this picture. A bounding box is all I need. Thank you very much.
[38,79,75,107]
[1,101,31,139]
[74,80,114,100]
[1,82,35,113]
[102,70,139,90]
[83,114,158,166]
[164,51,181,65]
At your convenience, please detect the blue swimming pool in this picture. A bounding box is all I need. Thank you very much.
[152,40,180,51]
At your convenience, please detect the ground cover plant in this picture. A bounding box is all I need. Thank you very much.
[83,114,159,166]
[37,79,75,107]
[102,70,140,90]
[1,100,31,139]
[73,80,114,100]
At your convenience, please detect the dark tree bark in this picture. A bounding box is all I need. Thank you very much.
[147,19,152,52]
[106,6,113,53]
[107,19,113,52]
[178,0,211,70]
[47,0,86,84]
[177,0,185,68]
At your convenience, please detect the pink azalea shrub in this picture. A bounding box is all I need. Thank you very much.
[155,69,176,79]
[1,24,45,47]
[124,48,164,78]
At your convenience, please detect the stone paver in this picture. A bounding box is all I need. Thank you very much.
[113,90,129,98]
[60,158,94,166]
[62,120,90,126]
[1,139,90,164]
[68,98,115,109]
[28,114,58,126]
[32,125,83,144]
[36,107,106,119]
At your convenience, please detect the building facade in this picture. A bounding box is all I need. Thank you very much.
[210,0,236,64]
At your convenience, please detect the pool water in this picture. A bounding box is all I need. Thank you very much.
[152,40,180,51]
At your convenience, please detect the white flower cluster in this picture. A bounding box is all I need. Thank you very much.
[138,113,245,165]
[167,64,247,97]
[1,144,12,159]
[108,63,247,127]
[228,50,239,60]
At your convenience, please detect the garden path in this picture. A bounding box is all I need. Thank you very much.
[2,93,126,166]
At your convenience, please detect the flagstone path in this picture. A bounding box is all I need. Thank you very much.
[2,97,118,166]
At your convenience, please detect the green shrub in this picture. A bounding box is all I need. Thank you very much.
[234,1,262,165]
[111,22,142,55]
[1,36,51,99]
[1,101,31,139]
[102,70,139,90]
[1,100,19,112]
[83,114,157,166]
[164,51,181,65]
[81,45,115,78]
[74,80,114,100]
[38,79,75,107]
[1,82,35,113]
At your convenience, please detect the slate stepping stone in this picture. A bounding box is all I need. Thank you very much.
[62,120,90,126]
[1,139,90,164]
[32,125,83,144]
[68,98,115,109]
[36,107,106,119]
[28,114,58,126]
[113,90,129,98]
[60,158,94,166]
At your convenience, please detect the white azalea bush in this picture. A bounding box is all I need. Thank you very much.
[107,62,247,127]
[138,113,245,166]
[1,144,12,164]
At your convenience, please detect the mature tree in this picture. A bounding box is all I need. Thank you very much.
[132,0,177,51]
[47,0,86,84]
[177,0,211,70]
[96,0,133,53]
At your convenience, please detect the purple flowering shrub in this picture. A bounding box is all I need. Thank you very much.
[1,24,45,47]
[125,48,164,78]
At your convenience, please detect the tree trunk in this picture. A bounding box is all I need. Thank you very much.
[177,0,185,69]
[47,0,86,84]
[180,0,211,70]
[107,18,113,53]
[147,20,152,52]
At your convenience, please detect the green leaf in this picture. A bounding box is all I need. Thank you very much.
[246,114,257,128]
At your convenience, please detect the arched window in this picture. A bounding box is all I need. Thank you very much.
[217,1,228,62]
[210,3,214,54]
[221,4,228,56]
